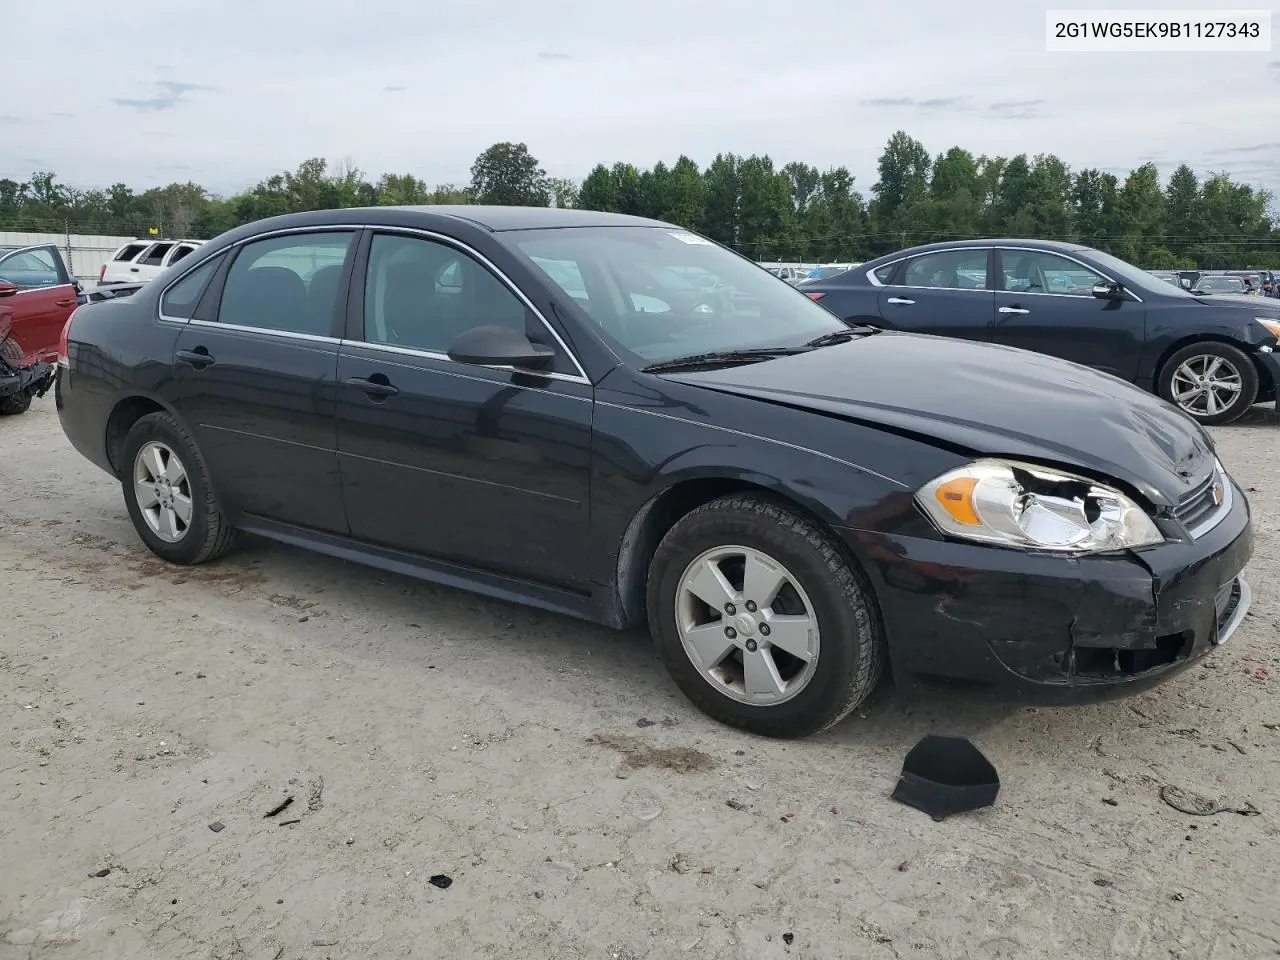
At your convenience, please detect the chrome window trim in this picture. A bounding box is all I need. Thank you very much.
[4,283,76,297]
[993,245,1145,304]
[864,247,992,291]
[155,223,593,383]
[594,400,907,488]
[864,245,1146,304]
[341,338,591,388]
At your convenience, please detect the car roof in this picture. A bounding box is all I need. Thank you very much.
[216,205,672,236]
[874,238,1092,260]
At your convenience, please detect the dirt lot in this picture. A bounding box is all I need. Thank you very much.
[2,396,1278,960]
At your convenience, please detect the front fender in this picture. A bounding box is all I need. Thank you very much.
[589,370,960,626]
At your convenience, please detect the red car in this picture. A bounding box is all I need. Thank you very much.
[0,243,80,415]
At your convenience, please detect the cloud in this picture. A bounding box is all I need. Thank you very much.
[538,51,574,60]
[1204,142,1280,155]
[859,96,968,110]
[989,99,1047,120]
[156,81,213,95]
[112,79,211,111]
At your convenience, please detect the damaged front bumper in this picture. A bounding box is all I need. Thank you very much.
[0,359,56,401]
[841,478,1254,703]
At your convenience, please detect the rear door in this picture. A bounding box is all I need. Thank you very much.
[0,245,77,363]
[169,230,357,532]
[991,247,1146,378]
[874,247,997,340]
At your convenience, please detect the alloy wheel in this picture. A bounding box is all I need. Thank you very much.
[1171,355,1243,417]
[132,441,194,543]
[675,545,821,706]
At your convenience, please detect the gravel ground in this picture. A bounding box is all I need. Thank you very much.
[2,395,1279,960]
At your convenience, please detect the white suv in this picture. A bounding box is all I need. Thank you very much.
[99,239,204,285]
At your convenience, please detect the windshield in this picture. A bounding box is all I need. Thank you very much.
[509,226,848,364]
[1196,276,1246,294]
[1081,248,1197,298]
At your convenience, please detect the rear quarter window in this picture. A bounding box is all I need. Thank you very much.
[160,255,223,319]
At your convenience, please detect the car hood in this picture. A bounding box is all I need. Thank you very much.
[667,333,1215,507]
[1193,292,1280,314]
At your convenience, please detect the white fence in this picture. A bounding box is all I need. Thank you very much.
[0,231,137,285]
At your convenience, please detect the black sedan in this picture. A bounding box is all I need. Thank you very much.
[56,208,1253,737]
[801,239,1280,425]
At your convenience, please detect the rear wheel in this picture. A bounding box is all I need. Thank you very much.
[647,494,884,738]
[120,412,238,564]
[1157,342,1258,425]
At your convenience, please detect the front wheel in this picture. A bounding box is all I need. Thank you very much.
[1157,342,1259,425]
[647,495,885,738]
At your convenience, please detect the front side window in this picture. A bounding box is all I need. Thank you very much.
[362,233,574,374]
[901,249,989,290]
[510,226,847,365]
[1000,250,1104,296]
[0,247,62,289]
[217,232,354,335]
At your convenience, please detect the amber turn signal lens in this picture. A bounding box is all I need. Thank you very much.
[934,477,981,525]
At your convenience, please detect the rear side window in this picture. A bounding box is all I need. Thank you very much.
[139,243,173,266]
[113,243,149,262]
[160,255,222,319]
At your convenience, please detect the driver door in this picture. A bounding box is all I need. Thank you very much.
[334,230,593,589]
[991,248,1146,379]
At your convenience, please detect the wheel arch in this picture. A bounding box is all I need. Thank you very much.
[1152,335,1273,399]
[104,394,184,477]
[610,473,865,630]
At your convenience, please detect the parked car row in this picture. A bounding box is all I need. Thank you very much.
[99,238,205,286]
[52,207,1256,738]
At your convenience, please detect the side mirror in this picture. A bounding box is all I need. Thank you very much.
[447,324,555,369]
[1091,281,1125,301]
[0,280,17,298]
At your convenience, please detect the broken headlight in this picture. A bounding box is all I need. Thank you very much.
[916,459,1163,554]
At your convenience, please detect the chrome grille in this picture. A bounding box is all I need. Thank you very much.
[1173,466,1225,534]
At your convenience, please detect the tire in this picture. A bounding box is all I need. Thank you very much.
[0,392,32,415]
[120,411,238,564]
[1157,342,1259,426]
[646,494,884,738]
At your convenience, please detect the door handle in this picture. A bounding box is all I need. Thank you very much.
[998,306,1030,315]
[175,347,215,368]
[886,297,915,305]
[344,375,399,398]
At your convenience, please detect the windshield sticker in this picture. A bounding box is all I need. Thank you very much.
[669,231,712,245]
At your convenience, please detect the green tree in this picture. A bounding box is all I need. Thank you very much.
[469,142,550,206]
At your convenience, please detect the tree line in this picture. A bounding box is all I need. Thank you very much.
[1,131,1275,268]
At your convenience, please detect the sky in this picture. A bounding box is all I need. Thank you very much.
[2,0,1278,201]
